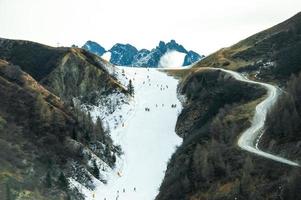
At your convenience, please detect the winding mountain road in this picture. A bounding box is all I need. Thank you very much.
[213,68,300,167]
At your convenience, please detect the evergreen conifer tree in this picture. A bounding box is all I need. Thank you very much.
[127,79,134,96]
[45,171,52,188]
[6,183,11,200]
[93,160,100,179]
[58,172,69,190]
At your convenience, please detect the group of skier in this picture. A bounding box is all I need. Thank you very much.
[145,103,177,111]
[156,83,169,91]
[171,104,177,108]
[100,187,137,200]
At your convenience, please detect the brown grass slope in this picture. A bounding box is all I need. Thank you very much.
[193,12,301,82]
[0,58,122,199]
[0,60,78,199]
[157,12,301,200]
[0,38,126,104]
[0,39,127,199]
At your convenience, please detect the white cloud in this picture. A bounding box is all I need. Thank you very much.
[159,50,187,68]
[0,0,300,55]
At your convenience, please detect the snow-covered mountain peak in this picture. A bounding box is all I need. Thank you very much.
[82,40,204,68]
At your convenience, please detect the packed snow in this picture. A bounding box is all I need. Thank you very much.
[159,50,187,68]
[83,67,183,200]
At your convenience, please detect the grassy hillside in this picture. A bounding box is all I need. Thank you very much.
[193,12,301,83]
[0,38,68,81]
[0,60,123,200]
[0,39,128,199]
[157,12,301,200]
[0,38,127,105]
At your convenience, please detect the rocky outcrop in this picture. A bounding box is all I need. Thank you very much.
[0,38,127,105]
[183,50,203,66]
[109,43,138,66]
[82,40,204,67]
[41,48,126,105]
[82,40,106,56]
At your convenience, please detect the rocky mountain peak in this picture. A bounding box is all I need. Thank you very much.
[82,40,204,67]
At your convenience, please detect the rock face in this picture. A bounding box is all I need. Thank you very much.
[0,38,127,200]
[82,40,106,56]
[109,43,138,66]
[82,40,204,67]
[183,50,202,66]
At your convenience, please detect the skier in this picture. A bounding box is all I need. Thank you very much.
[134,187,136,192]
[123,188,125,193]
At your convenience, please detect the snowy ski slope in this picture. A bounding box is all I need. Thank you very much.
[85,67,183,200]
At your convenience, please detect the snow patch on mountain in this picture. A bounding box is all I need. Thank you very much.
[82,40,204,68]
[159,50,187,68]
[101,52,112,62]
[80,92,133,132]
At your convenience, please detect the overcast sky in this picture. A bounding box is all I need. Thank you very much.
[0,0,300,55]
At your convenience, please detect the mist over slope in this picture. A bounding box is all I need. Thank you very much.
[158,50,187,68]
